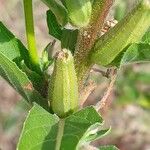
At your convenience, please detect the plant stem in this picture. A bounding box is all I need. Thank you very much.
[55,119,65,150]
[95,68,117,112]
[23,0,39,71]
[74,0,114,88]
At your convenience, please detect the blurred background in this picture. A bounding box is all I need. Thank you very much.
[0,0,150,150]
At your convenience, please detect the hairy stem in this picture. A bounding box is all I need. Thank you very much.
[74,0,114,88]
[23,0,40,72]
[55,119,65,150]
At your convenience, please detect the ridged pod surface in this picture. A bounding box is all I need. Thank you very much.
[64,0,92,27]
[90,0,150,66]
[49,49,78,118]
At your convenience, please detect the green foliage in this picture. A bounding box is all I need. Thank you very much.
[111,28,150,67]
[61,29,78,53]
[0,52,48,110]
[111,43,150,67]
[42,0,68,26]
[17,103,110,150]
[47,10,62,40]
[0,22,30,66]
[0,0,150,149]
[47,10,78,53]
[90,0,150,66]
[64,0,92,27]
[0,22,45,94]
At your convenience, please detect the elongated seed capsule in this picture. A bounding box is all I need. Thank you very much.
[64,0,92,27]
[49,49,78,118]
[90,0,150,66]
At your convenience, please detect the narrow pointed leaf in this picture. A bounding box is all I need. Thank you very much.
[0,21,45,94]
[0,21,30,66]
[0,52,48,109]
[47,10,62,40]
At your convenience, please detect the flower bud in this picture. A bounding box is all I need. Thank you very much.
[49,49,78,118]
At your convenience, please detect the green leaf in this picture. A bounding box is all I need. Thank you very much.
[17,104,108,150]
[47,10,62,40]
[120,43,150,65]
[17,103,59,150]
[42,0,68,26]
[99,145,119,150]
[0,21,30,67]
[90,0,150,66]
[0,52,48,110]
[46,10,78,53]
[82,127,111,143]
[62,106,103,149]
[111,43,150,67]
[0,21,45,96]
[109,26,150,67]
[61,29,78,53]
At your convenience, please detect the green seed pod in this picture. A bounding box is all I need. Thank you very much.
[91,0,150,66]
[64,0,92,27]
[49,49,78,118]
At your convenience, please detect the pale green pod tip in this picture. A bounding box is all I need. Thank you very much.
[65,0,92,27]
[49,49,78,118]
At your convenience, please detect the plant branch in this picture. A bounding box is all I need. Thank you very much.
[74,0,114,88]
[23,0,40,71]
[91,67,114,78]
[80,80,96,107]
[95,68,117,111]
[55,119,65,150]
